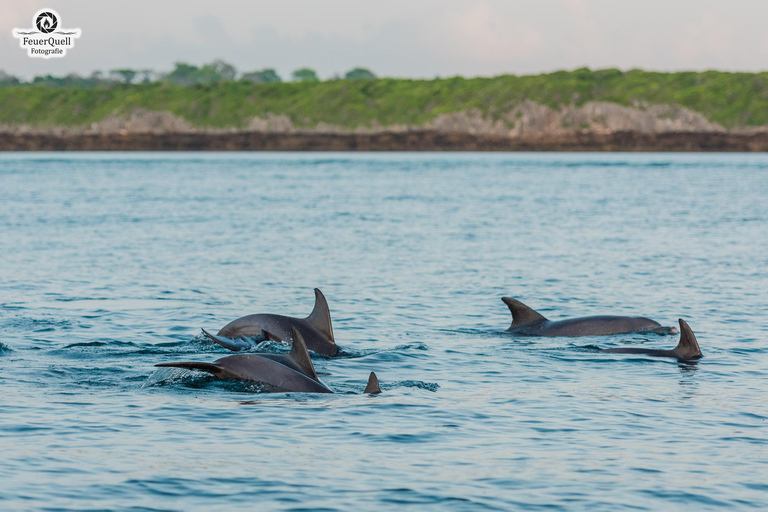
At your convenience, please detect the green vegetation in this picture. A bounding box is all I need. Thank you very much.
[291,68,320,82]
[111,68,137,84]
[1,67,767,129]
[29,72,104,87]
[166,60,237,85]
[241,68,282,84]
[0,71,21,85]
[344,67,377,80]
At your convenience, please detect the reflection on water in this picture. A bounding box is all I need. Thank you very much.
[678,362,700,398]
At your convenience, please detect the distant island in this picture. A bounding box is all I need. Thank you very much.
[1,63,767,151]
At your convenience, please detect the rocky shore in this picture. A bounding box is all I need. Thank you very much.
[2,129,767,151]
[2,102,768,151]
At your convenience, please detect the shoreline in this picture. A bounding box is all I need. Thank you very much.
[1,130,768,151]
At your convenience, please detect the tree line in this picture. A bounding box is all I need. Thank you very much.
[0,61,377,87]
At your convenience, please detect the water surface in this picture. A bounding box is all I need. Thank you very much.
[1,152,767,510]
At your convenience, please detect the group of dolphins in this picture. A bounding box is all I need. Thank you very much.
[156,288,703,395]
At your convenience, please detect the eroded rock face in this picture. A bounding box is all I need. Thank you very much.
[503,101,725,137]
[506,101,563,137]
[399,101,725,138]
[1,102,737,137]
[561,102,724,134]
[246,114,294,133]
[88,109,195,134]
[429,108,510,137]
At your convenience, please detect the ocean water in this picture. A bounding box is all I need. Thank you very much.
[0,152,766,511]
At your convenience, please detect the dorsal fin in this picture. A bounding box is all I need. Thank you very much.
[501,297,548,328]
[672,319,702,359]
[305,288,336,345]
[288,326,318,380]
[364,372,381,394]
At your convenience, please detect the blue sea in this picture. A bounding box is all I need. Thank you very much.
[1,152,766,511]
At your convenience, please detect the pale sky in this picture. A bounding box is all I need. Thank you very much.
[2,0,767,80]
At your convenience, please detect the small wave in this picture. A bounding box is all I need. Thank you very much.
[64,340,137,349]
[438,328,496,337]
[0,342,13,353]
[242,340,291,354]
[151,332,257,354]
[573,345,603,351]
[186,334,428,359]
[339,342,430,359]
[730,347,768,355]
[397,380,440,392]
[143,367,218,389]
[1,316,75,333]
[333,378,438,394]
[143,367,275,393]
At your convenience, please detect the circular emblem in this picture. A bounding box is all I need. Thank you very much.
[36,12,58,33]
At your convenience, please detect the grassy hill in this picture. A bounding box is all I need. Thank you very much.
[1,68,767,130]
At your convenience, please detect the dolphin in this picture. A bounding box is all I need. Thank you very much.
[502,297,677,336]
[601,319,702,360]
[158,327,381,394]
[364,371,381,394]
[207,288,339,356]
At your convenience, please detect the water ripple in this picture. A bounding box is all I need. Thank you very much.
[1,153,767,510]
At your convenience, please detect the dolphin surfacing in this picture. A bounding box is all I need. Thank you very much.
[158,327,333,393]
[364,371,381,395]
[601,319,702,361]
[209,288,339,356]
[502,297,677,337]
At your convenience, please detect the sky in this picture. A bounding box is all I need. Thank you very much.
[2,0,768,80]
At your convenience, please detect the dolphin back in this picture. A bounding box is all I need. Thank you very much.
[601,318,703,360]
[211,289,339,356]
[157,355,333,393]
